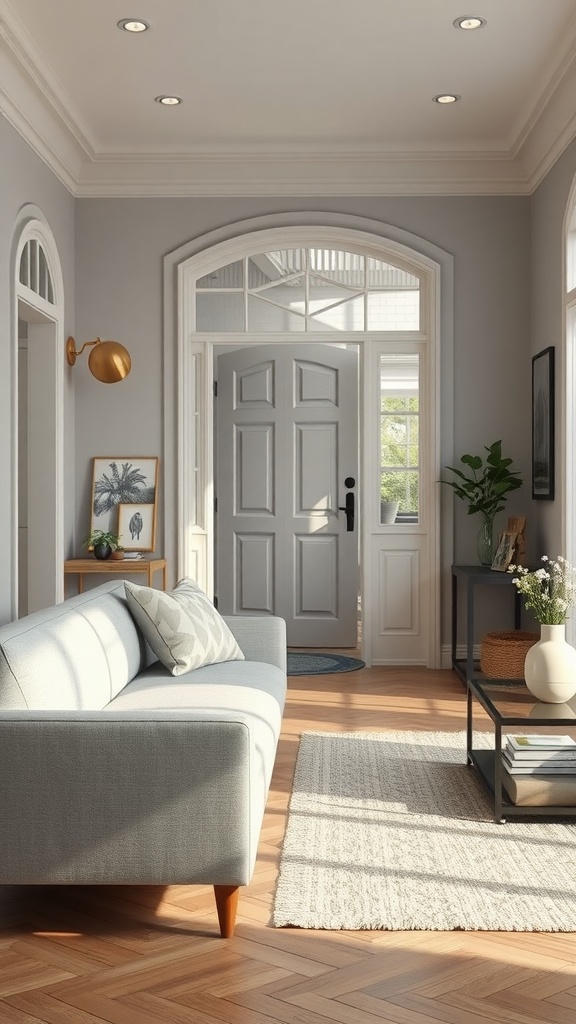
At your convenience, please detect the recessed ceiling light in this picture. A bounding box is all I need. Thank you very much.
[432,94,460,104]
[117,18,150,32]
[453,16,486,30]
[155,95,182,106]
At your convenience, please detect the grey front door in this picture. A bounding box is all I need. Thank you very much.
[216,344,359,646]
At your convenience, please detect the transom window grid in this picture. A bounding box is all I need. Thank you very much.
[195,249,420,333]
[380,355,420,524]
[19,239,54,304]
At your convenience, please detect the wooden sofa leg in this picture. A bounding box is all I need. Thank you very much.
[214,884,240,937]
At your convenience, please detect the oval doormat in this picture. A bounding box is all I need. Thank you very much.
[287,653,366,676]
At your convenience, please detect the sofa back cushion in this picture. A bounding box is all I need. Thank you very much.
[0,581,147,710]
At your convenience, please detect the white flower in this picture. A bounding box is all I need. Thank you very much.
[509,554,576,625]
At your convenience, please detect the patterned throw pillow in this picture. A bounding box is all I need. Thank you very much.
[124,577,245,676]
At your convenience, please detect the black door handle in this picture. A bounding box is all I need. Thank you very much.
[338,491,355,532]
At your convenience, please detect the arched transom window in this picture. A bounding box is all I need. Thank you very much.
[19,239,54,305]
[195,248,420,332]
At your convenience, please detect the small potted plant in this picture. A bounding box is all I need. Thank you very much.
[110,540,125,561]
[83,529,122,561]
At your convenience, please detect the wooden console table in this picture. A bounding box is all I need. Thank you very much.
[64,557,167,595]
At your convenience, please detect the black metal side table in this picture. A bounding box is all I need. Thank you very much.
[451,565,522,684]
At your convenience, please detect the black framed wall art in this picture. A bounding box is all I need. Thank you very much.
[531,346,555,500]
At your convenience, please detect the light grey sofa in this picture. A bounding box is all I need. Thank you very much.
[0,580,286,937]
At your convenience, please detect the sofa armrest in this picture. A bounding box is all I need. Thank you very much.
[0,711,261,887]
[223,615,286,673]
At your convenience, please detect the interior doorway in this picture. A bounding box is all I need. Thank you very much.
[13,213,64,618]
[164,216,449,668]
[17,304,62,614]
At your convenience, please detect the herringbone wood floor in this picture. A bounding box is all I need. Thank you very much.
[3,666,576,1023]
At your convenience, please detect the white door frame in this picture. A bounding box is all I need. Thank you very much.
[163,214,453,667]
[563,176,576,647]
[11,207,65,618]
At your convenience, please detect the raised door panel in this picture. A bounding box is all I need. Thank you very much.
[234,361,275,408]
[295,535,338,618]
[370,535,428,664]
[295,423,337,517]
[378,550,419,633]
[234,534,274,613]
[235,424,274,515]
[294,360,338,406]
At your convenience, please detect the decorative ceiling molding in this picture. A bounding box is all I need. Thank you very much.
[1,2,576,198]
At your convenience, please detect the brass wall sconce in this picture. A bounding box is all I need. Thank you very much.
[66,336,132,383]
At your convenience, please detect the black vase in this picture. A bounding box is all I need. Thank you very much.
[93,543,112,560]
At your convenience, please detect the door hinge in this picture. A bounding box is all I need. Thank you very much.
[213,595,219,609]
[213,380,218,397]
[214,495,218,513]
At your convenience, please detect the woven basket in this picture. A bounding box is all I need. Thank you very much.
[480,630,539,679]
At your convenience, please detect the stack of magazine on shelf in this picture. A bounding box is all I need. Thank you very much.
[502,735,576,775]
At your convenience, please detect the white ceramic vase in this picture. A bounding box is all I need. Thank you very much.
[524,623,576,703]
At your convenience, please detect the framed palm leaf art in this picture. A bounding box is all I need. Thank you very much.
[90,457,159,549]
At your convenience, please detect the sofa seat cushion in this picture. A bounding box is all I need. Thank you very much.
[106,659,285,720]
[124,578,245,676]
[105,659,286,792]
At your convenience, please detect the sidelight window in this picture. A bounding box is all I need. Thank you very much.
[379,354,420,524]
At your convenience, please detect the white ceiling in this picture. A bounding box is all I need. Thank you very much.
[1,0,576,196]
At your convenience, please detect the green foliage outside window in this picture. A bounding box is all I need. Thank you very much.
[380,472,419,512]
[380,395,419,513]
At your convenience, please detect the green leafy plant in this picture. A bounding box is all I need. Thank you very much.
[83,529,122,551]
[443,440,523,518]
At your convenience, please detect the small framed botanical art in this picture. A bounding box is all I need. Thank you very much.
[90,457,159,543]
[117,502,156,552]
[532,347,555,500]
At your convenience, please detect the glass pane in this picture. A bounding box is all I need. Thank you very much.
[310,294,364,331]
[368,290,419,330]
[196,292,244,331]
[380,471,419,520]
[19,245,29,287]
[381,416,410,467]
[308,249,365,287]
[379,354,419,523]
[197,260,244,288]
[250,250,305,287]
[29,241,38,293]
[247,294,305,332]
[308,317,339,333]
[367,258,419,289]
[251,275,306,316]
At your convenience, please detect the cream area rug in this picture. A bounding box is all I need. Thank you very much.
[272,731,576,932]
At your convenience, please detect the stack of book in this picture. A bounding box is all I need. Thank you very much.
[503,734,576,775]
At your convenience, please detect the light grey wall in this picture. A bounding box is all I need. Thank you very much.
[0,115,75,624]
[75,195,532,643]
[530,135,576,555]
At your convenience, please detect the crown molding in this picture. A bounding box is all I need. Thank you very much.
[74,151,530,197]
[1,0,575,199]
